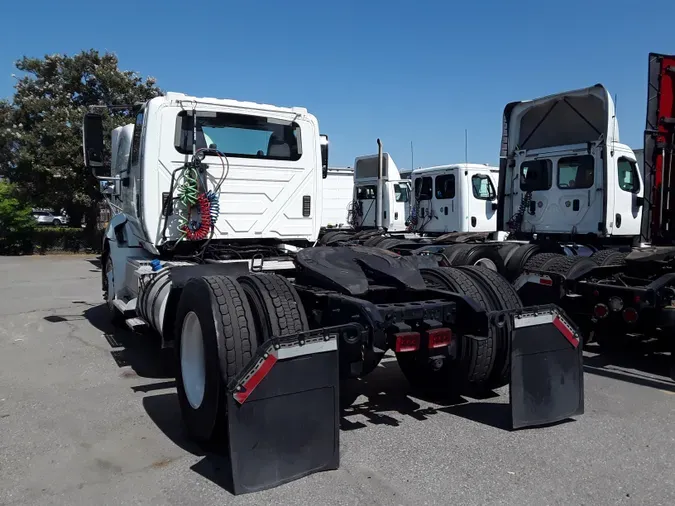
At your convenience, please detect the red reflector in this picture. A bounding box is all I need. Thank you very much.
[233,353,277,404]
[553,315,579,348]
[539,277,553,286]
[427,328,452,349]
[633,295,641,304]
[593,303,609,319]
[593,290,600,297]
[623,307,638,323]
[395,332,420,353]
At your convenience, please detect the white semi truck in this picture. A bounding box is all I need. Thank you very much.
[491,55,675,352]
[82,91,583,493]
[323,153,507,274]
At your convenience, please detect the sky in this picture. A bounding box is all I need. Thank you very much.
[1,0,674,170]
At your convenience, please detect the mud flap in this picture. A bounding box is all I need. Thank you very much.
[509,305,584,429]
[223,328,344,495]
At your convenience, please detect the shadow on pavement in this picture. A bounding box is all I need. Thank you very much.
[44,303,174,380]
[143,393,236,493]
[583,341,675,391]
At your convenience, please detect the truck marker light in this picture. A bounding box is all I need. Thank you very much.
[623,308,638,323]
[593,303,609,319]
[427,328,452,349]
[394,332,420,353]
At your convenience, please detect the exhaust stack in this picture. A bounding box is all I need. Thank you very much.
[376,139,384,230]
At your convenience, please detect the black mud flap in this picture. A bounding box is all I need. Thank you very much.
[509,305,584,429]
[223,328,343,495]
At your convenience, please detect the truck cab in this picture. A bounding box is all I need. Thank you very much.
[410,164,499,234]
[498,85,644,246]
[352,153,410,232]
[98,92,328,253]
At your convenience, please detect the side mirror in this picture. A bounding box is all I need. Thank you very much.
[100,179,120,197]
[320,134,329,179]
[83,112,109,177]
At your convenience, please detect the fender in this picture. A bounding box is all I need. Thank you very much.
[102,213,153,302]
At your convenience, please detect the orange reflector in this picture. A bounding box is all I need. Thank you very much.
[395,332,420,352]
[593,303,609,319]
[623,307,638,323]
[427,328,452,349]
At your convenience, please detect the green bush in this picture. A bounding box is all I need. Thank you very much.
[32,226,103,254]
[0,182,35,255]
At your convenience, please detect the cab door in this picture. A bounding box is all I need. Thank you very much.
[389,181,409,231]
[467,172,498,232]
[612,151,643,236]
[553,150,604,235]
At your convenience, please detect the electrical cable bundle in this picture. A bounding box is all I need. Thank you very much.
[164,146,228,252]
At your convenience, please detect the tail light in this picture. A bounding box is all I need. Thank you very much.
[427,328,452,349]
[394,332,420,352]
[593,303,609,319]
[623,307,638,323]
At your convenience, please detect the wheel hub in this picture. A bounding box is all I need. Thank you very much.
[474,257,498,271]
[181,311,206,409]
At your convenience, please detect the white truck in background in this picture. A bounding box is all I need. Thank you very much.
[321,166,354,230]
[409,163,500,235]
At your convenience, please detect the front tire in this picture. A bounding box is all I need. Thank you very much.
[174,275,258,444]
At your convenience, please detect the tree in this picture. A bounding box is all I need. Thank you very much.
[0,50,162,230]
[0,181,35,254]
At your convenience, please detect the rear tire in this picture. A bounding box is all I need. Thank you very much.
[591,249,628,266]
[523,252,564,271]
[544,255,597,278]
[238,273,309,342]
[442,244,505,274]
[501,244,543,281]
[364,235,387,247]
[456,266,523,389]
[174,276,258,444]
[416,267,498,390]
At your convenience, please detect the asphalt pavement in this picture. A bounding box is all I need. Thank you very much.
[0,255,674,506]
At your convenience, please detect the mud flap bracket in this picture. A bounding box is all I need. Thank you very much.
[508,305,584,429]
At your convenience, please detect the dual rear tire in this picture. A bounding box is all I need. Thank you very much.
[174,273,309,444]
[404,265,522,395]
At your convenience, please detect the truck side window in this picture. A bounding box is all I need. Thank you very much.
[472,175,496,200]
[520,160,552,191]
[557,155,594,189]
[414,177,432,200]
[617,157,640,194]
[394,183,409,202]
[434,174,455,199]
[356,185,376,199]
[131,110,144,165]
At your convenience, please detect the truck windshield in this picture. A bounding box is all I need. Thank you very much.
[174,111,302,161]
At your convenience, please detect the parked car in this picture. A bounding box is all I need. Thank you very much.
[32,210,69,226]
